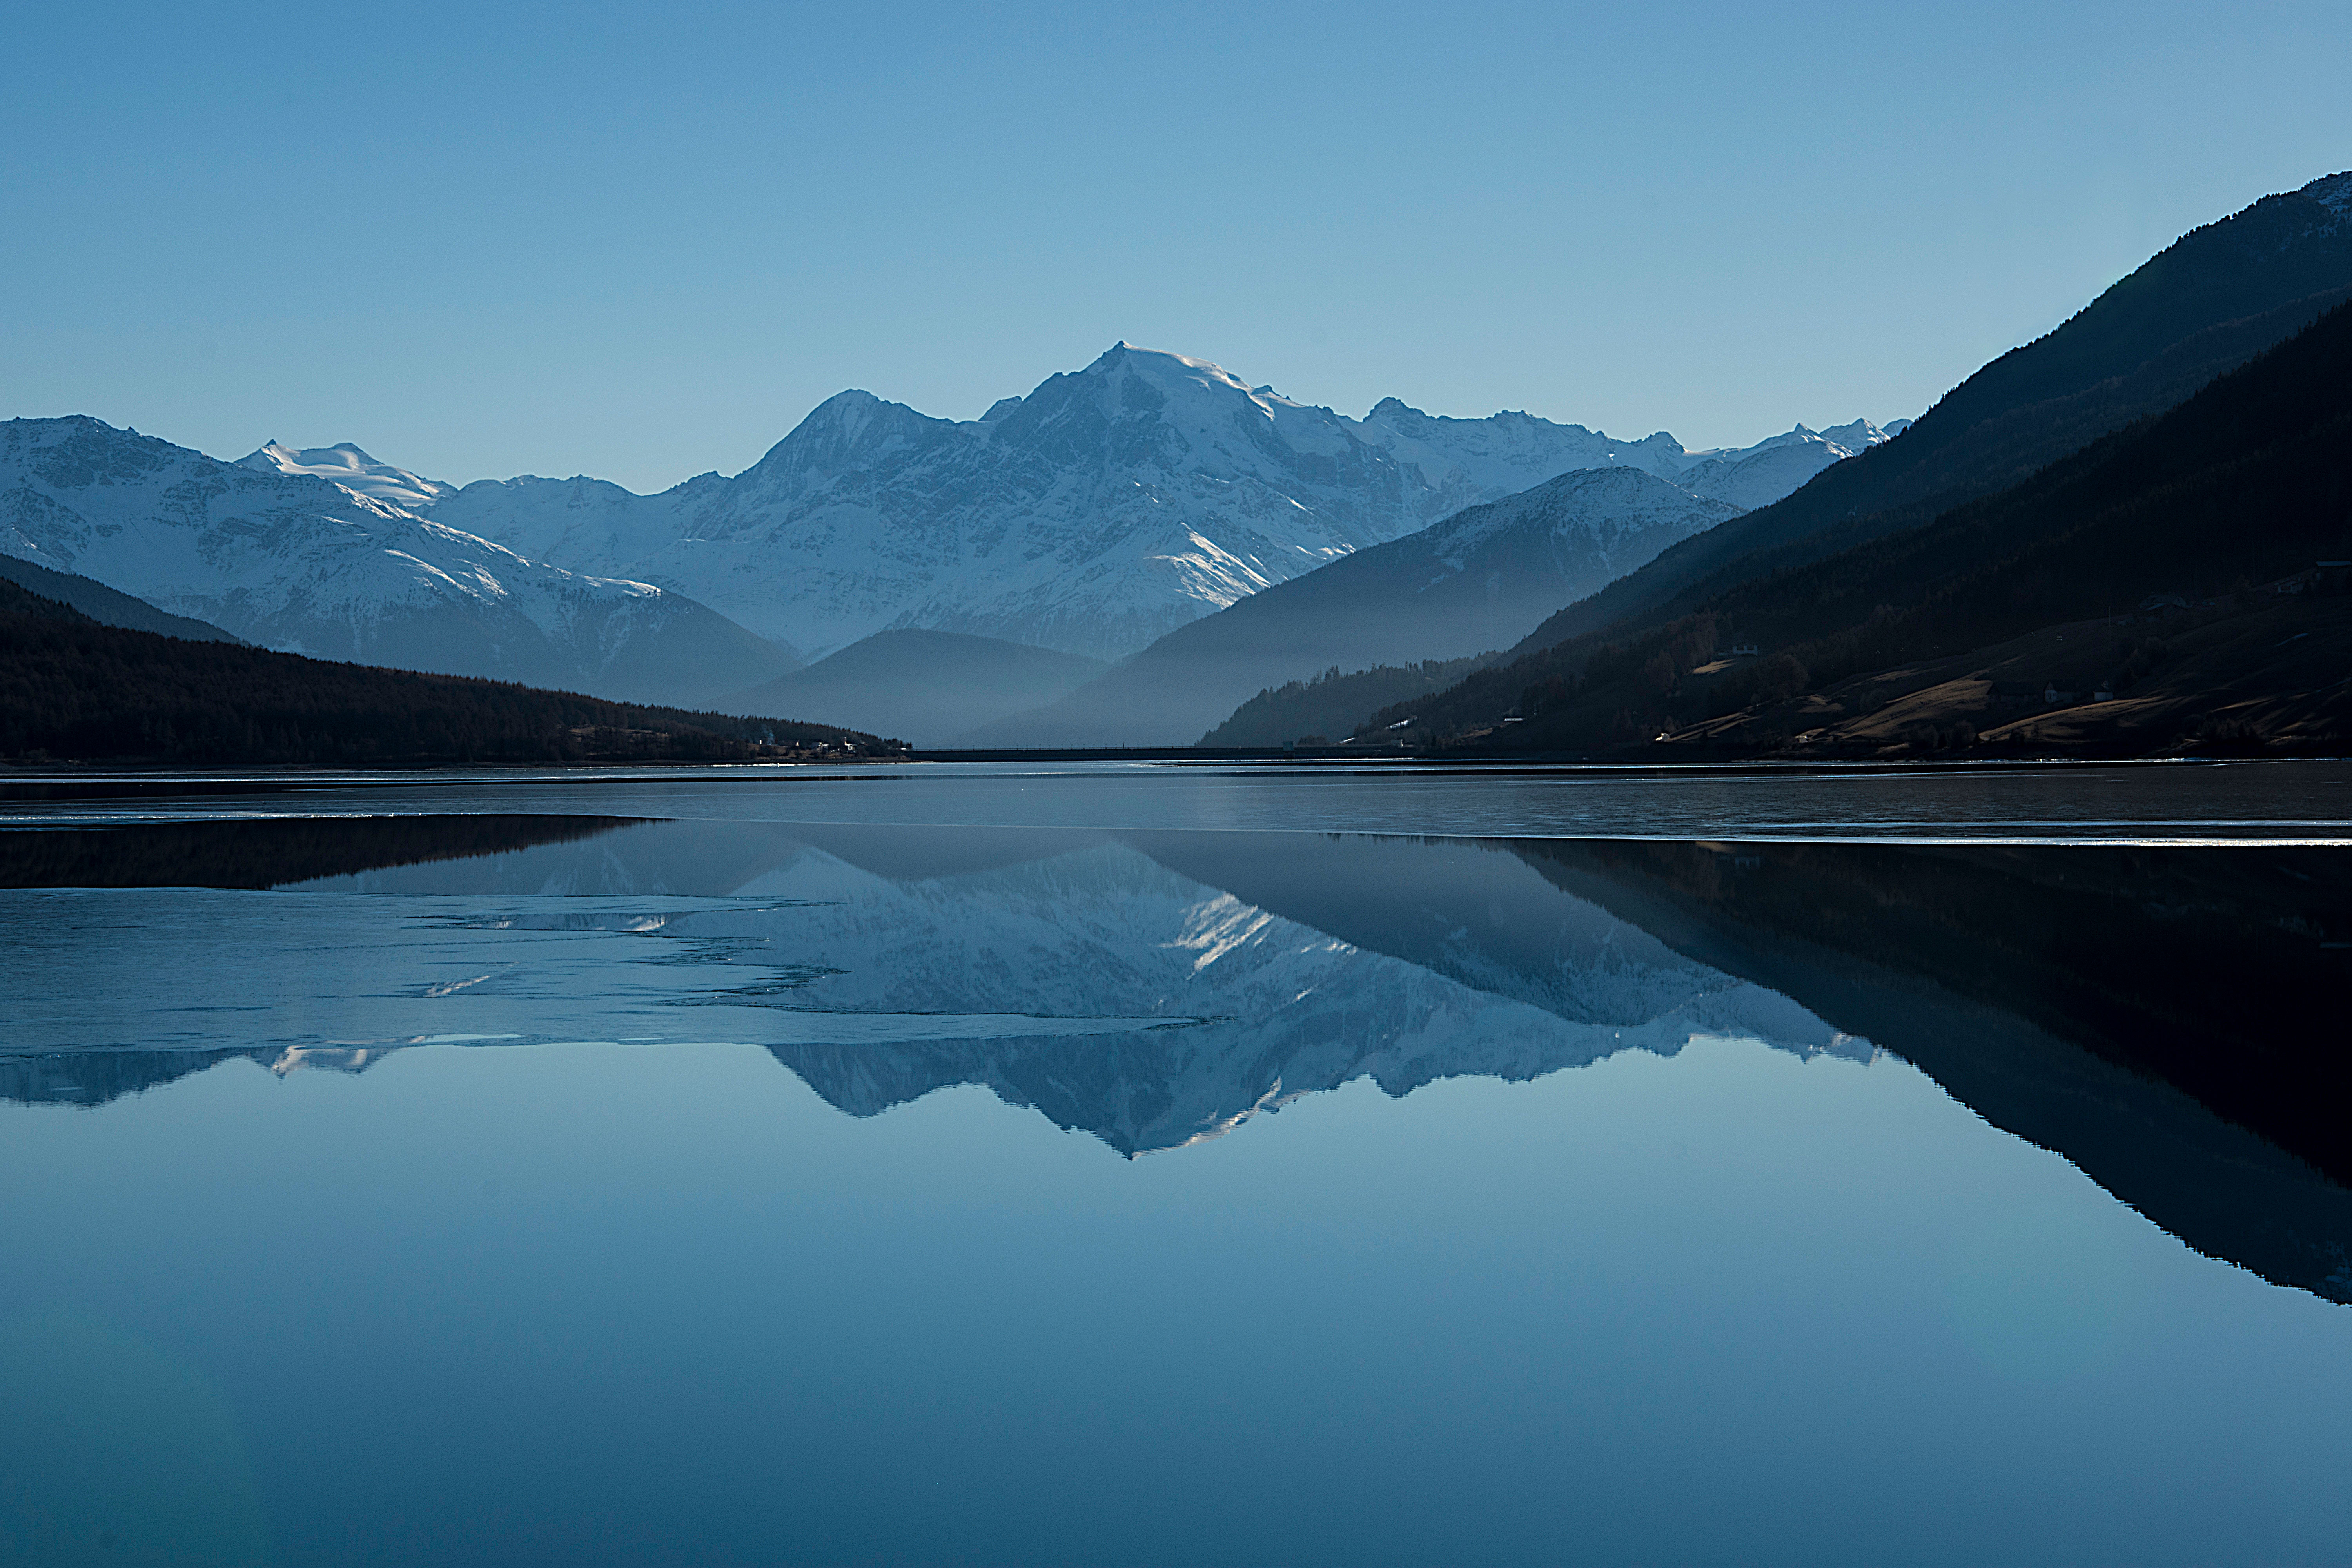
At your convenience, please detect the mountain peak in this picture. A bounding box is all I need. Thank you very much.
[248,439,382,470]
[234,440,451,511]
[741,388,952,488]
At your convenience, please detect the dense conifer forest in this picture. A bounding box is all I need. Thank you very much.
[1198,655,1491,748]
[0,582,903,766]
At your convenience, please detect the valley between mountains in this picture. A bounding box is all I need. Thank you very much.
[5,168,2350,763]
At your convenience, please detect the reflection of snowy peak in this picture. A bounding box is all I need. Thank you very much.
[414,346,1902,661]
[7,821,1873,1152]
[717,832,1864,1153]
[0,417,792,705]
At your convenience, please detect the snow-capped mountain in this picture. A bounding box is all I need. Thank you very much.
[238,440,458,512]
[1674,420,1898,510]
[960,465,1746,747]
[0,417,793,705]
[411,344,1898,661]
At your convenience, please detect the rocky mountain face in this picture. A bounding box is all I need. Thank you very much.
[962,465,1744,747]
[0,417,793,706]
[419,345,1893,661]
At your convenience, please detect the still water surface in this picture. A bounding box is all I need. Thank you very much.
[3,764,2348,1566]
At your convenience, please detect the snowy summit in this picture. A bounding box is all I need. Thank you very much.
[383,344,1898,661]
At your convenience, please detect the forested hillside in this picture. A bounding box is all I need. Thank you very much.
[1378,300,2352,758]
[0,554,243,642]
[0,581,901,766]
[1200,657,1492,748]
[1509,170,2352,655]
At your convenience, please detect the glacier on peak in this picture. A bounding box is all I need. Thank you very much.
[238,439,458,513]
[391,343,1893,662]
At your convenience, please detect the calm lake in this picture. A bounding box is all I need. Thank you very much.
[4,761,2349,1567]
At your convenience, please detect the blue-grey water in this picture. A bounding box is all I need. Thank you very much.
[3,762,2349,1567]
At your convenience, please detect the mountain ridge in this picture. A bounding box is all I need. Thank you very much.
[0,551,243,643]
[1,416,794,706]
[1501,168,2352,660]
[1394,297,2352,758]
[961,465,1743,747]
[396,344,1891,662]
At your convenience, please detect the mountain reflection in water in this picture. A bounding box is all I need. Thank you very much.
[3,813,2345,1303]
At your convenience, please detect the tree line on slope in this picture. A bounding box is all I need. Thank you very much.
[0,582,904,766]
[1198,655,1493,748]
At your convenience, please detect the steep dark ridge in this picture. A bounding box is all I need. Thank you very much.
[1511,170,2352,655]
[962,466,1736,747]
[1506,840,2352,1303]
[0,553,241,642]
[1397,297,2352,752]
[0,581,899,765]
[723,629,1105,746]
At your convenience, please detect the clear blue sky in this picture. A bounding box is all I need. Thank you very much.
[5,0,2345,492]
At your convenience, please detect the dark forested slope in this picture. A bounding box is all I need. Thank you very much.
[1511,169,2352,654]
[0,553,243,642]
[0,581,901,765]
[1387,299,2352,756]
[1199,655,1493,748]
